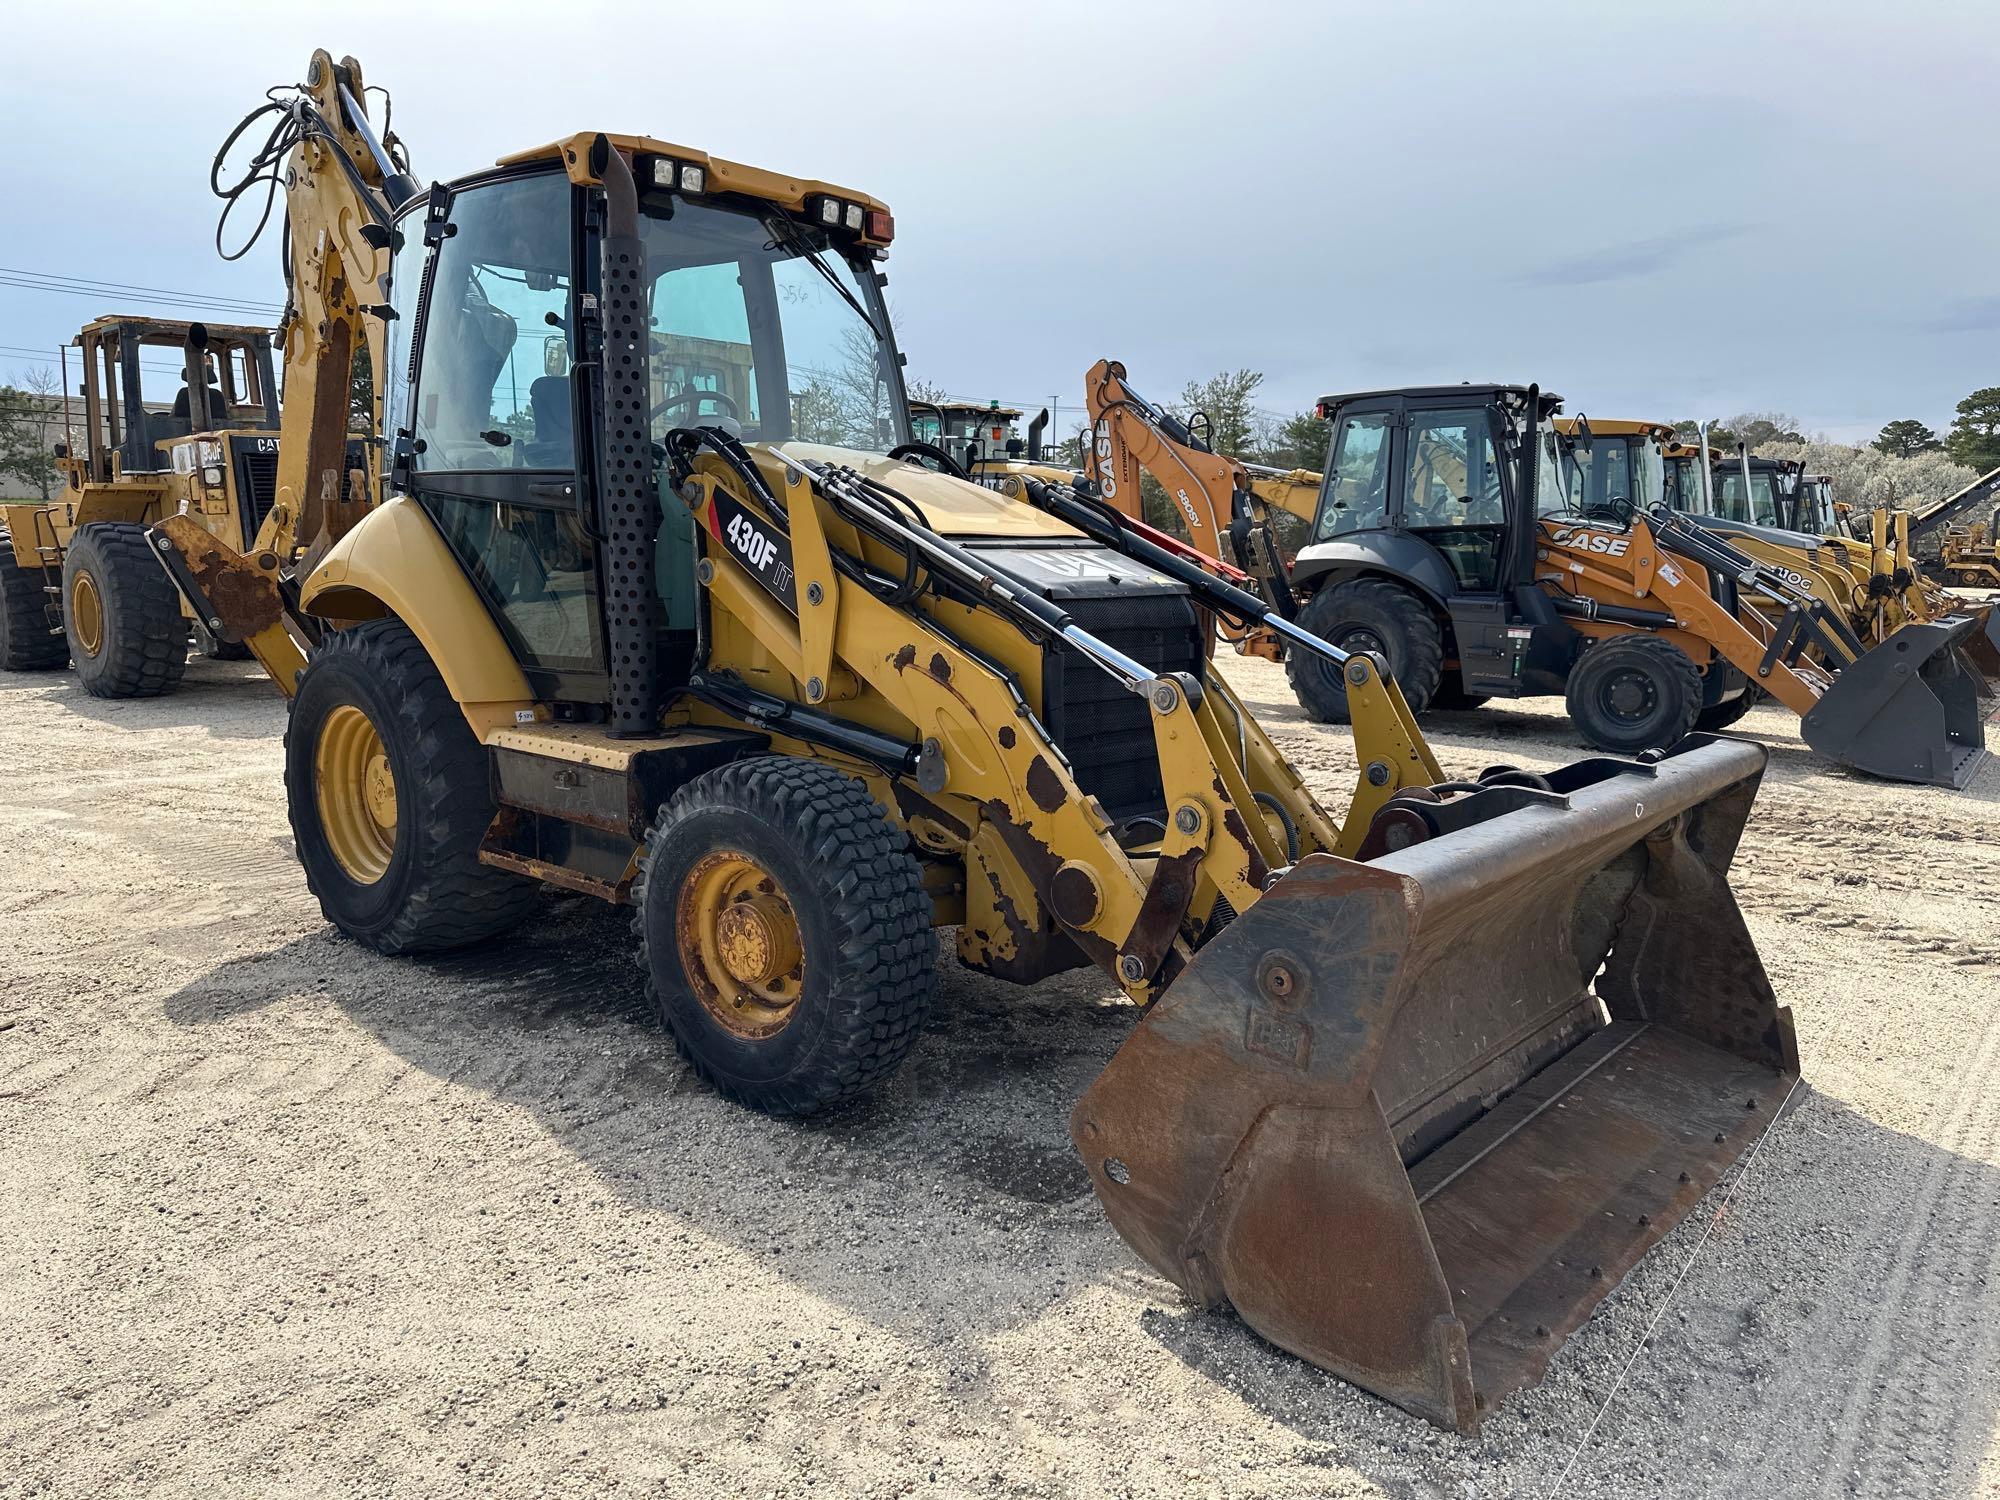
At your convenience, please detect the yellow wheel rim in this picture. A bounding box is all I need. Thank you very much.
[315,703,398,885]
[69,570,103,657]
[676,850,805,1039]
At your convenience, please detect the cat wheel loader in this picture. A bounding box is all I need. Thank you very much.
[152,50,1809,1434]
[0,317,291,693]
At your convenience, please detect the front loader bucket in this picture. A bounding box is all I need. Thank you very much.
[1073,736,1797,1433]
[1800,615,1990,788]
[1961,605,2000,699]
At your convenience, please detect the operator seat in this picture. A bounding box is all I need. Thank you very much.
[521,376,573,468]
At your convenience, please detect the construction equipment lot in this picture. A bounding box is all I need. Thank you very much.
[2,650,1996,1500]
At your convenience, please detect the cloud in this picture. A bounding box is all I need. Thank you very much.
[1515,224,1753,288]
[1922,297,2000,334]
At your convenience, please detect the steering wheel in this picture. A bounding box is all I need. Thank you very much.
[887,440,970,480]
[1597,494,1637,526]
[651,386,741,425]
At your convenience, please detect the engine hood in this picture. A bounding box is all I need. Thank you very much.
[759,443,1083,542]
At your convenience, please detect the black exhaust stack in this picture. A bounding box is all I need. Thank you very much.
[1027,408,1049,462]
[592,135,662,737]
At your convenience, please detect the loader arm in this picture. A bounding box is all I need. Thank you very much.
[149,49,413,694]
[1542,513,1834,720]
[675,441,1439,998]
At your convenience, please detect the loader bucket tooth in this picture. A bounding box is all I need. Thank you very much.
[1800,616,1990,788]
[1072,736,1797,1433]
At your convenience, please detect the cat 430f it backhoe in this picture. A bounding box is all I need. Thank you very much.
[151,52,1805,1434]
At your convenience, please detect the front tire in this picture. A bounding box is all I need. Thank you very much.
[287,618,539,953]
[62,523,188,697]
[1288,577,1445,722]
[1564,634,1704,754]
[0,528,66,671]
[636,757,936,1116]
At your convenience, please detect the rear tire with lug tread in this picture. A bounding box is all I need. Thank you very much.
[0,528,66,671]
[635,756,936,1116]
[1287,577,1445,722]
[287,617,539,954]
[62,522,188,697]
[1564,633,1704,754]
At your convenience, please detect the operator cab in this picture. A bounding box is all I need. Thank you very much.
[909,399,1023,474]
[381,140,912,703]
[1709,453,1793,529]
[65,317,279,485]
[1294,383,1581,701]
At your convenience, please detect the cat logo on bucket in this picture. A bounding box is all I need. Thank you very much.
[1549,526,1631,558]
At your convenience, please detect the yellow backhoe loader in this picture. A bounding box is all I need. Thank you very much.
[907,398,1027,475]
[152,50,1808,1433]
[0,317,295,693]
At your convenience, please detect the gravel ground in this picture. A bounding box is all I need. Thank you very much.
[2,645,1998,1499]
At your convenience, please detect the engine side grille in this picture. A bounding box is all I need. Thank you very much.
[231,443,280,548]
[1045,591,1203,823]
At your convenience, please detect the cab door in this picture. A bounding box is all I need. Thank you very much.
[1392,401,1508,593]
[1309,397,1399,543]
[389,167,608,702]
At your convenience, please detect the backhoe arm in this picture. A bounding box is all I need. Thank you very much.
[1082,359,1308,643]
[1083,358,1238,551]
[151,50,414,694]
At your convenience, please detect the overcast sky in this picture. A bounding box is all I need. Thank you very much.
[3,0,1994,443]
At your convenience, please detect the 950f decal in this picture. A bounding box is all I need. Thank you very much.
[708,490,797,614]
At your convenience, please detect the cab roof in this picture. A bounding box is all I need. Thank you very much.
[76,315,275,345]
[919,401,1024,419]
[1316,383,1564,412]
[496,133,888,216]
[1554,416,1675,441]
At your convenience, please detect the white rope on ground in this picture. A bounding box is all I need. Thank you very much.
[1539,1073,1805,1499]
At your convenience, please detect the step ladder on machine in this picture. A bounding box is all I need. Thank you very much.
[30,506,67,637]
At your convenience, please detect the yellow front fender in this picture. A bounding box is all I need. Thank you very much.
[301,495,536,737]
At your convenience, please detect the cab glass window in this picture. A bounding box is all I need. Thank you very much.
[410,171,576,471]
[1314,411,1392,538]
[1403,408,1502,527]
[640,200,903,452]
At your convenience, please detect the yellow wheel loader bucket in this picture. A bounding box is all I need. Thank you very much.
[1073,736,1797,1433]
